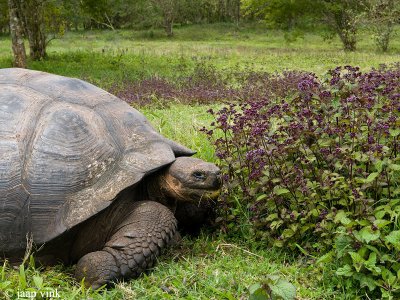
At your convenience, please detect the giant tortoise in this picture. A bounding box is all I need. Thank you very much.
[0,68,221,288]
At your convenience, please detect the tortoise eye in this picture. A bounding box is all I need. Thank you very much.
[192,171,206,180]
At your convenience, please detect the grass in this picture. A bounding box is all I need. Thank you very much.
[1,235,352,300]
[141,104,219,162]
[0,22,398,299]
[0,23,399,89]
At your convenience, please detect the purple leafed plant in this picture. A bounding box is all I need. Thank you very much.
[109,60,307,106]
[202,64,400,251]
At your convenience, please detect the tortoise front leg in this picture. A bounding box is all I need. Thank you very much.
[74,201,178,289]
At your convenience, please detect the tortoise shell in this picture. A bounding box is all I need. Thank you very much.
[0,68,194,252]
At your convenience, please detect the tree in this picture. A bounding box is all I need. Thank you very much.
[8,0,26,68]
[242,0,367,51]
[80,0,115,29]
[218,0,241,25]
[0,0,9,33]
[20,0,47,60]
[149,0,181,37]
[366,0,400,52]
[14,0,66,61]
[318,0,366,51]
[242,0,312,29]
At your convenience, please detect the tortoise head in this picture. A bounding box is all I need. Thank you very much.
[162,157,222,205]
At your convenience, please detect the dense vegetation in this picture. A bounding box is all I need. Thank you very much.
[2,0,400,67]
[1,2,400,298]
[204,64,400,298]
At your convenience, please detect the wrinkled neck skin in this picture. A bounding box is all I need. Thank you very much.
[144,171,179,213]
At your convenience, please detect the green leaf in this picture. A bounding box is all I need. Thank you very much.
[385,230,400,250]
[336,265,353,277]
[389,164,400,171]
[335,234,353,258]
[295,243,312,257]
[19,265,27,289]
[29,255,35,269]
[249,283,269,300]
[366,252,376,265]
[353,151,368,162]
[373,219,391,229]
[365,252,381,274]
[357,219,370,226]
[265,213,278,222]
[389,128,400,137]
[334,211,351,225]
[273,186,290,196]
[0,281,11,289]
[269,278,296,300]
[381,267,397,286]
[353,273,377,291]
[364,172,380,183]
[273,239,284,248]
[270,220,284,230]
[256,194,267,201]
[358,227,380,244]
[375,160,384,173]
[349,252,365,272]
[282,229,294,239]
[33,276,43,289]
[1,260,6,281]
[374,210,386,219]
[316,251,334,265]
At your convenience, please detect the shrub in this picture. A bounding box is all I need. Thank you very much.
[109,59,307,106]
[366,0,399,52]
[203,64,400,297]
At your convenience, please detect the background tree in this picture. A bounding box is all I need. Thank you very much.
[149,0,182,37]
[20,0,47,60]
[318,0,366,51]
[242,0,367,51]
[366,0,400,52]
[8,0,26,67]
[0,0,9,34]
[60,0,85,31]
[241,0,312,29]
[80,0,115,29]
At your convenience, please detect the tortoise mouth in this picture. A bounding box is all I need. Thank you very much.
[203,189,221,200]
[186,186,221,204]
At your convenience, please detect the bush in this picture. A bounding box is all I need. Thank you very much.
[203,64,400,297]
[109,58,308,106]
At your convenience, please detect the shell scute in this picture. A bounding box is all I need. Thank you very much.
[0,69,193,250]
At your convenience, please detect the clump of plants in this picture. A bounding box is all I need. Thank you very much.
[203,64,400,298]
[109,59,307,106]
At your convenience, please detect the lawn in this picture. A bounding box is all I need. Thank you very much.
[0,23,399,299]
[1,23,399,88]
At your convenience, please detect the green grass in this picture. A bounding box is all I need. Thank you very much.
[1,23,399,89]
[1,235,353,300]
[142,104,219,162]
[0,22,398,299]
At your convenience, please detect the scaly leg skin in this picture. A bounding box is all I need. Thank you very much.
[74,201,178,289]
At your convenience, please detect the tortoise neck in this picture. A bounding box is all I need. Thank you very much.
[145,172,177,213]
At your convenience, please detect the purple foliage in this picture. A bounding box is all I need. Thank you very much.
[109,62,307,106]
[203,64,400,249]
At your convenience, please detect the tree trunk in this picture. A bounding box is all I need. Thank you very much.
[234,0,240,27]
[217,0,226,22]
[21,0,47,60]
[8,0,27,68]
[326,9,358,52]
[336,18,357,51]
[164,15,174,37]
